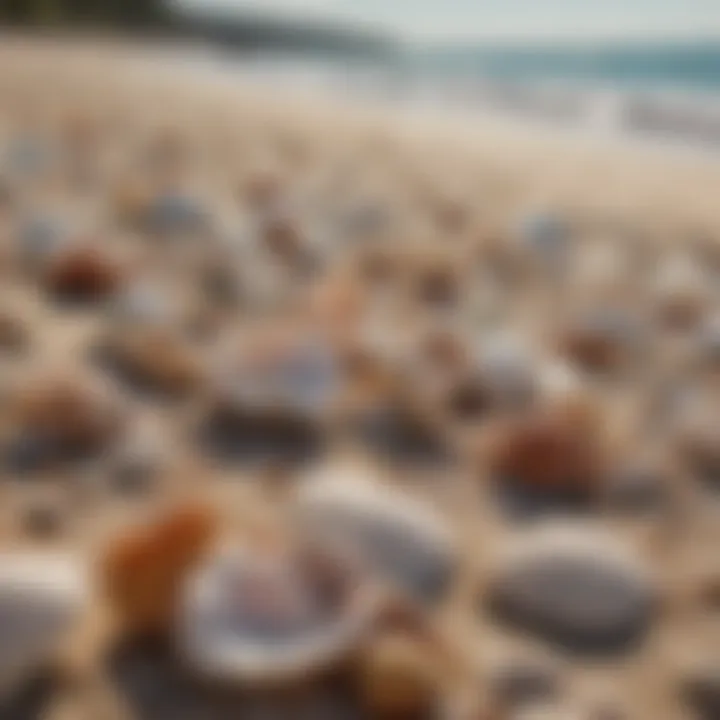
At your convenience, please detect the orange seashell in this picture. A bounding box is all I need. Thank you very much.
[101,503,218,636]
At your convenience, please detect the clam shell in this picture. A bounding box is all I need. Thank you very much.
[178,547,379,685]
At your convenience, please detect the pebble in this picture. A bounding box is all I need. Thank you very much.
[602,458,670,515]
[681,668,720,720]
[489,661,560,709]
[488,529,656,655]
[144,192,209,238]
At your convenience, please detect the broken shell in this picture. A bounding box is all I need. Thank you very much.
[296,476,457,605]
[179,545,377,685]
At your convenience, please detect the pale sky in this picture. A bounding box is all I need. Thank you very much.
[178,0,720,41]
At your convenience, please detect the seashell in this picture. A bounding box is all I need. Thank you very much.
[558,310,642,374]
[7,374,123,471]
[0,553,87,691]
[296,476,457,605]
[488,404,606,511]
[358,631,441,719]
[179,544,377,685]
[98,325,203,397]
[101,503,218,636]
[198,330,339,466]
[43,243,125,304]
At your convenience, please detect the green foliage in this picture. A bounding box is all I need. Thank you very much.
[0,0,171,28]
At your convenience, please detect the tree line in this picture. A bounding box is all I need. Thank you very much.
[0,0,171,29]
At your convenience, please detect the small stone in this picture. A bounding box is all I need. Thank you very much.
[145,193,208,238]
[517,211,570,270]
[488,529,656,656]
[602,461,669,514]
[489,661,560,709]
[0,311,29,353]
[16,214,67,270]
[21,502,64,539]
[111,451,159,497]
[681,669,720,720]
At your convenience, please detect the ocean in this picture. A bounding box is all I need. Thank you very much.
[415,41,720,94]
[176,38,720,151]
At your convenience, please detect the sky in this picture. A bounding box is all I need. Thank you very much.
[178,0,720,42]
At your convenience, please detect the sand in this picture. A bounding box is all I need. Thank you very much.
[0,38,717,720]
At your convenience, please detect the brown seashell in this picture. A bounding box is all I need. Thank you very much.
[489,408,604,498]
[12,374,122,458]
[101,326,203,396]
[101,503,218,636]
[43,244,124,303]
[358,631,440,719]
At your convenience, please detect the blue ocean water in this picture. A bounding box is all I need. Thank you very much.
[416,41,720,94]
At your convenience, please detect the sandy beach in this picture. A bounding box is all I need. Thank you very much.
[0,38,717,720]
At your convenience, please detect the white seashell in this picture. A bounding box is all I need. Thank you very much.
[178,547,377,685]
[0,554,87,690]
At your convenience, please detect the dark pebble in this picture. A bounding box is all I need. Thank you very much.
[602,464,669,515]
[198,405,325,468]
[21,502,64,539]
[490,661,560,709]
[681,669,720,720]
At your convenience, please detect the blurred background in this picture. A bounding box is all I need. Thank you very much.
[4,0,720,146]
